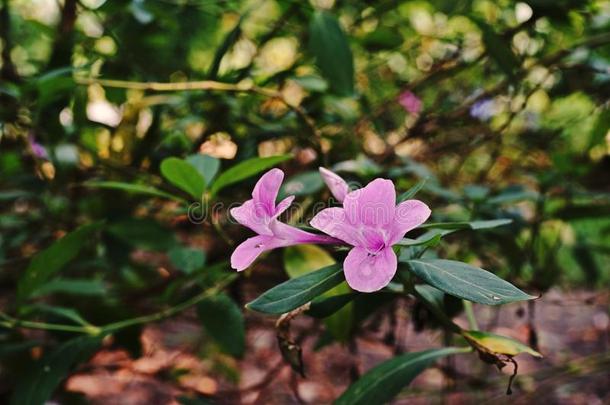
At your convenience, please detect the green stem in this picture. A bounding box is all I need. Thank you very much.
[0,275,236,336]
[463,300,479,331]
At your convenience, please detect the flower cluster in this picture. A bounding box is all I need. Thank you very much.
[231,168,431,292]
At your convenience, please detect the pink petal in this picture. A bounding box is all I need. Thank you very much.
[270,221,339,245]
[319,167,349,203]
[274,195,295,219]
[310,207,361,246]
[343,246,397,292]
[344,178,396,227]
[252,168,284,216]
[388,199,431,244]
[230,235,277,271]
[230,200,273,236]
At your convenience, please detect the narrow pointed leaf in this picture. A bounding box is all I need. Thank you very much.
[309,11,354,96]
[197,293,245,358]
[210,155,291,196]
[246,264,343,314]
[397,178,427,202]
[10,336,101,405]
[335,347,470,405]
[17,222,102,300]
[85,181,183,202]
[421,219,512,230]
[406,259,535,305]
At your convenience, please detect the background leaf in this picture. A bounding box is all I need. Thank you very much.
[17,222,102,300]
[335,347,470,405]
[197,292,245,358]
[160,157,206,200]
[10,336,101,405]
[210,155,291,196]
[309,11,354,96]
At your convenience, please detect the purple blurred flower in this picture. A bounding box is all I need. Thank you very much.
[28,135,48,159]
[398,90,423,115]
[230,169,338,271]
[311,179,430,292]
[470,99,496,121]
[319,167,349,203]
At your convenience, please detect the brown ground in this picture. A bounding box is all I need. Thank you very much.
[65,288,610,405]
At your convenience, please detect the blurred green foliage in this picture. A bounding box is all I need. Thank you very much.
[0,0,609,402]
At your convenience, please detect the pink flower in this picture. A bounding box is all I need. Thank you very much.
[319,167,349,203]
[230,168,338,271]
[310,179,430,292]
[398,90,422,115]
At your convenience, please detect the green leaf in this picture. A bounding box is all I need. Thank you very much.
[197,293,245,358]
[10,336,101,405]
[30,278,107,297]
[208,17,242,79]
[360,27,403,51]
[85,181,184,202]
[283,245,352,341]
[472,18,520,78]
[186,154,220,185]
[406,259,535,305]
[309,11,354,96]
[24,304,92,326]
[246,264,343,314]
[210,155,291,196]
[17,223,102,300]
[107,218,176,251]
[463,330,542,358]
[307,293,357,318]
[396,233,442,247]
[168,246,206,275]
[278,171,324,199]
[0,341,40,359]
[335,347,470,405]
[421,219,512,230]
[160,157,206,200]
[397,178,428,203]
[292,75,328,92]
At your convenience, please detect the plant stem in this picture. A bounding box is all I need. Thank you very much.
[463,300,479,331]
[0,274,236,335]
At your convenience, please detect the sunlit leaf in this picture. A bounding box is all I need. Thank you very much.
[463,330,542,358]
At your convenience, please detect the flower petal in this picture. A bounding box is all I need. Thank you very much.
[230,235,290,271]
[310,207,361,246]
[274,195,295,219]
[343,246,397,292]
[270,221,339,245]
[319,167,349,203]
[252,168,284,217]
[388,199,431,244]
[230,200,273,236]
[344,178,396,227]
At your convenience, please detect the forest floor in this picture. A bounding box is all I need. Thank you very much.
[65,287,610,405]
